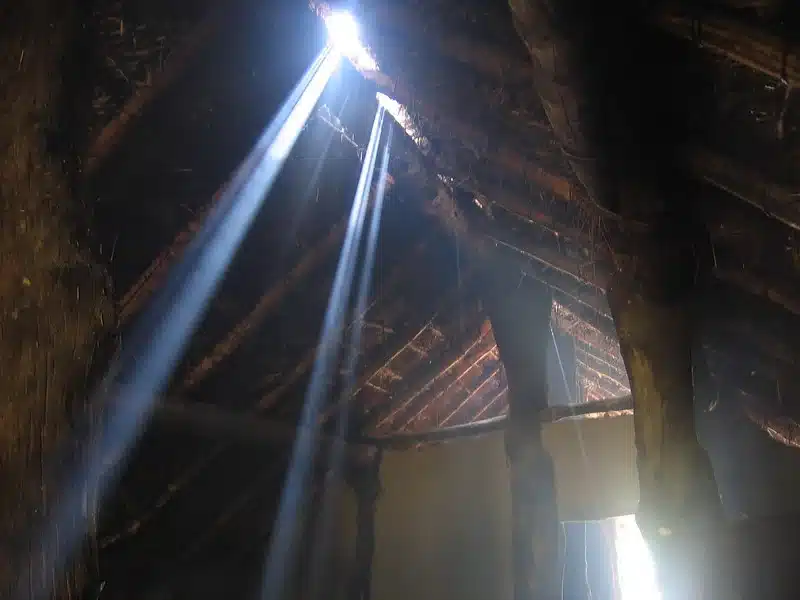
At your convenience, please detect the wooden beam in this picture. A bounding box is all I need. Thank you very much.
[395,342,499,432]
[575,343,627,381]
[358,63,578,208]
[437,365,503,427]
[575,353,629,392]
[178,220,346,391]
[715,265,800,317]
[319,269,479,422]
[154,402,374,464]
[119,192,219,324]
[257,241,428,412]
[344,452,382,600]
[360,2,800,242]
[702,279,800,366]
[690,147,800,233]
[368,311,490,432]
[608,269,723,597]
[377,1,800,92]
[481,218,611,290]
[483,184,594,247]
[482,268,559,600]
[86,6,224,173]
[364,1,533,83]
[657,8,800,87]
[123,241,435,536]
[182,460,287,558]
[365,5,800,249]
[153,396,634,449]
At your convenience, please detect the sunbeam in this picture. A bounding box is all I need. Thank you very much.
[306,124,394,599]
[259,103,388,600]
[19,46,341,600]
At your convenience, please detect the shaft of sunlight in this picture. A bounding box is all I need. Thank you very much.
[615,515,661,600]
[260,104,387,600]
[306,126,393,600]
[306,130,391,594]
[338,124,394,430]
[19,46,340,600]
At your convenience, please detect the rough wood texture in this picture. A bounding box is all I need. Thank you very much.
[482,268,559,600]
[657,8,800,87]
[179,220,346,391]
[504,0,732,594]
[608,273,722,598]
[0,2,114,597]
[85,8,222,174]
[118,193,217,324]
[344,452,382,600]
[507,0,659,226]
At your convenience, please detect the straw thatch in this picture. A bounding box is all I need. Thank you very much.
[0,3,114,597]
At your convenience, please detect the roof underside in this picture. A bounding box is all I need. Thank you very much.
[89,0,800,571]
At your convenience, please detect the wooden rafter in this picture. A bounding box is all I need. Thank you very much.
[119,192,219,323]
[362,2,800,237]
[656,8,800,87]
[256,241,428,411]
[87,7,224,173]
[179,220,346,391]
[155,402,373,461]
[369,314,490,431]
[437,365,504,427]
[396,342,499,431]
[319,269,479,422]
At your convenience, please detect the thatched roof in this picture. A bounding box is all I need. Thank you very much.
[83,0,800,584]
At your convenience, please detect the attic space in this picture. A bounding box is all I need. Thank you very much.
[4,0,800,599]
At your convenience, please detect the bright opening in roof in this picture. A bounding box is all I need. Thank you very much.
[614,514,661,600]
[376,92,430,154]
[324,11,378,72]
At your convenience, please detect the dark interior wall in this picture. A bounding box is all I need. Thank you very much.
[331,417,637,600]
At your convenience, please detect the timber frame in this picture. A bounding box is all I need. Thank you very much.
[26,0,800,596]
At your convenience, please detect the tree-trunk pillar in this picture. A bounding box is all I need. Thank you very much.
[482,268,559,600]
[607,250,722,598]
[1,2,114,597]
[345,451,381,600]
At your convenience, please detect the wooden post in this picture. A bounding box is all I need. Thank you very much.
[607,245,723,598]
[344,451,382,600]
[482,267,560,600]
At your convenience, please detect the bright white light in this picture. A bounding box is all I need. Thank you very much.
[324,11,378,72]
[614,515,661,600]
[377,92,430,154]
